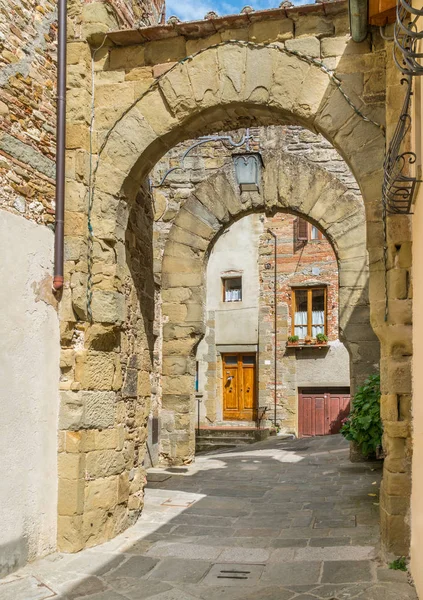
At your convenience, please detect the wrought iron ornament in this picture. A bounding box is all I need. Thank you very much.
[383,76,418,214]
[394,0,423,76]
[382,0,423,215]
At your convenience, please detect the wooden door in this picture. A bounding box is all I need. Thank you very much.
[299,388,350,437]
[223,354,257,421]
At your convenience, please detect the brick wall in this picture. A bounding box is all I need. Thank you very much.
[258,213,342,431]
[0,0,164,225]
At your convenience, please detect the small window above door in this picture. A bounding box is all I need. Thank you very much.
[223,276,242,302]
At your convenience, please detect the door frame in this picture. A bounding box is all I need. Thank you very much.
[222,353,258,421]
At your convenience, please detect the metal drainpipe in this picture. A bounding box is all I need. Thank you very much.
[267,229,278,428]
[348,0,368,43]
[53,0,67,292]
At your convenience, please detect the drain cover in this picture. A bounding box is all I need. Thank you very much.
[203,563,265,586]
[218,569,250,580]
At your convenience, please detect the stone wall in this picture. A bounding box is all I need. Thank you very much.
[0,0,57,225]
[60,0,412,556]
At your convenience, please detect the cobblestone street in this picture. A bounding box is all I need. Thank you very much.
[0,435,417,600]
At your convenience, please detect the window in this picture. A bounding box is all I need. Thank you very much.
[293,288,327,339]
[295,218,324,242]
[223,277,242,302]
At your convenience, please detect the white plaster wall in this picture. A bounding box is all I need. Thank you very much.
[207,214,263,344]
[295,340,350,388]
[0,211,60,576]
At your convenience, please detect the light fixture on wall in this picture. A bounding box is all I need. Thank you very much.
[152,128,261,189]
[232,152,264,193]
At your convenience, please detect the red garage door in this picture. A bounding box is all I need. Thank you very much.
[299,388,350,437]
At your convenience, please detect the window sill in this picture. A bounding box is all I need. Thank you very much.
[286,343,329,350]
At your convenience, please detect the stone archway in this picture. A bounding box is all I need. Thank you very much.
[159,150,378,462]
[62,28,411,555]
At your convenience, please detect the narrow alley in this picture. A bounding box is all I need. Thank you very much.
[0,435,417,600]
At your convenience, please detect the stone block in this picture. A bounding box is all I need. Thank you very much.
[380,394,398,422]
[249,18,293,43]
[162,394,192,415]
[399,395,412,421]
[85,476,118,510]
[85,324,121,351]
[118,472,130,503]
[294,14,334,37]
[380,486,410,516]
[65,236,87,262]
[163,302,188,323]
[162,375,194,395]
[58,478,85,516]
[75,352,117,391]
[387,268,408,300]
[59,391,84,430]
[186,49,219,108]
[57,515,84,553]
[58,452,86,480]
[85,391,116,428]
[145,37,186,66]
[91,291,126,324]
[65,431,83,453]
[384,420,410,439]
[285,36,321,58]
[64,211,87,236]
[380,506,410,555]
[387,214,412,245]
[109,46,145,70]
[86,450,126,479]
[162,357,188,376]
[67,88,91,124]
[382,470,411,497]
[68,41,91,65]
[321,36,349,57]
[137,371,151,396]
[123,368,138,398]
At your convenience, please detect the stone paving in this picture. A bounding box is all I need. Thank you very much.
[0,435,417,600]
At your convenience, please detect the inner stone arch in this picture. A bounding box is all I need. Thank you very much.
[158,142,379,464]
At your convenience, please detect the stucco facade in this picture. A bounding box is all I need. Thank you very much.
[0,212,60,577]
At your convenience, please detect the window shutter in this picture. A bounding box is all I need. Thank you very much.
[296,218,308,241]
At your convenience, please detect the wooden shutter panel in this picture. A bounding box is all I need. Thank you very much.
[296,218,308,241]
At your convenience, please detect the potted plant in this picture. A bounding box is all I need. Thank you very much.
[287,335,299,346]
[305,335,313,345]
[316,333,328,345]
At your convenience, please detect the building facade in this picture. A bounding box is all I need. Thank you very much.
[196,212,350,437]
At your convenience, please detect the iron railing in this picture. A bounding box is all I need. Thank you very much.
[382,76,418,214]
[382,0,423,214]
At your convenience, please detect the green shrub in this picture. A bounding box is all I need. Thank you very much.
[288,335,299,343]
[341,374,382,457]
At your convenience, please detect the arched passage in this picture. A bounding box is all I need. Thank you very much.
[160,150,379,462]
[61,31,411,556]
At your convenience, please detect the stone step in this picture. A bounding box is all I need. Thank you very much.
[197,428,269,440]
[195,428,270,453]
